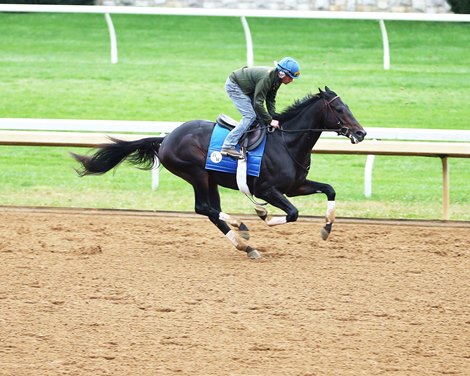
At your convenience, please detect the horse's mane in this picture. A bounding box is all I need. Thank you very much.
[276,92,322,122]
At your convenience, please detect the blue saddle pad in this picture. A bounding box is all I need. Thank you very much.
[205,123,266,177]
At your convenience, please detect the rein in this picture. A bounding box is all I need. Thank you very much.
[276,95,348,135]
[245,95,345,135]
[280,129,311,172]
[244,94,350,172]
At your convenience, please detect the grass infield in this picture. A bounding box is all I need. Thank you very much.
[0,13,469,219]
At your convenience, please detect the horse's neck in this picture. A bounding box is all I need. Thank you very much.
[282,103,324,151]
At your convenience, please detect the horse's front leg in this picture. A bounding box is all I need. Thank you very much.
[287,180,336,240]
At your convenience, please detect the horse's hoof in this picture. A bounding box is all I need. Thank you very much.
[255,205,268,220]
[321,223,333,241]
[247,249,261,259]
[246,246,261,259]
[320,228,330,240]
[239,222,250,240]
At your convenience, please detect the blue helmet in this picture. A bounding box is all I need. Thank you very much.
[277,57,300,79]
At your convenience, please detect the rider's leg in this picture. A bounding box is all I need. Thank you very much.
[222,77,256,151]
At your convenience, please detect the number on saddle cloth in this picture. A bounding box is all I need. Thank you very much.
[216,114,266,151]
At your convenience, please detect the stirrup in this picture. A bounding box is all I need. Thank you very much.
[221,148,245,160]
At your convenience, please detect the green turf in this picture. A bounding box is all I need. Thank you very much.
[0,13,469,220]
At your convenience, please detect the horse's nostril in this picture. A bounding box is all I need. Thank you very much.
[357,130,366,138]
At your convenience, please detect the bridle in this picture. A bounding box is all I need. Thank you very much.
[275,94,351,172]
[269,95,351,137]
[323,95,350,137]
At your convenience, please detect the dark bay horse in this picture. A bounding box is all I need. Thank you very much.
[72,87,366,259]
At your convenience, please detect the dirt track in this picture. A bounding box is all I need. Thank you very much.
[1,207,469,376]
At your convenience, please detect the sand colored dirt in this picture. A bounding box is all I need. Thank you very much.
[0,207,469,376]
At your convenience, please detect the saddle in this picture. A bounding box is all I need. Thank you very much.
[216,114,266,151]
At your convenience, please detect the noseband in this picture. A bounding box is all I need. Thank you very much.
[323,96,350,137]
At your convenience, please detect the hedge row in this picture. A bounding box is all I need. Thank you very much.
[447,0,470,13]
[0,1,94,4]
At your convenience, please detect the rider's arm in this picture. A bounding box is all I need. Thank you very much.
[253,77,274,125]
[266,87,280,119]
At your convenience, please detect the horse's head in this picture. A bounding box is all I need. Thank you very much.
[319,87,366,144]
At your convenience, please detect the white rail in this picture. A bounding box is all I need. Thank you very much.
[0,118,182,134]
[2,5,469,69]
[3,118,469,142]
[1,118,469,214]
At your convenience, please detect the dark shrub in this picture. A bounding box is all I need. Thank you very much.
[0,1,95,5]
[446,0,470,13]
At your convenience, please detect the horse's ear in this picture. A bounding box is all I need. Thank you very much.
[318,87,324,96]
[325,86,331,92]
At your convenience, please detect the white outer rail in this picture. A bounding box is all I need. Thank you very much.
[0,118,182,134]
[2,5,469,68]
[4,118,469,142]
[1,118,469,200]
[359,128,470,198]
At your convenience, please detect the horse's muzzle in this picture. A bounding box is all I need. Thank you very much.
[349,129,367,144]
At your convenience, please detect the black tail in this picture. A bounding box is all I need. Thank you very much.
[71,136,165,176]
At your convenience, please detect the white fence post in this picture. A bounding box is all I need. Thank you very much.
[240,16,254,67]
[441,156,450,220]
[104,13,118,64]
[364,154,376,198]
[152,158,160,190]
[379,19,390,70]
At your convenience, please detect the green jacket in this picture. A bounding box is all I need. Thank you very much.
[229,66,281,125]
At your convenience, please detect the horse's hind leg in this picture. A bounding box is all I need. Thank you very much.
[193,179,260,259]
[209,183,250,241]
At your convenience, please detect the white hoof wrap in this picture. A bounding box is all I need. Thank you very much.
[266,216,287,226]
[326,201,336,224]
[226,230,246,251]
[219,212,240,227]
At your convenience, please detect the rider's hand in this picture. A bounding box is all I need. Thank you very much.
[270,119,280,129]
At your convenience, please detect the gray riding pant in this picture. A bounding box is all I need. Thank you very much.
[222,77,257,149]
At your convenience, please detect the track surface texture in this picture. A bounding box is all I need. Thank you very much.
[1,207,469,376]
